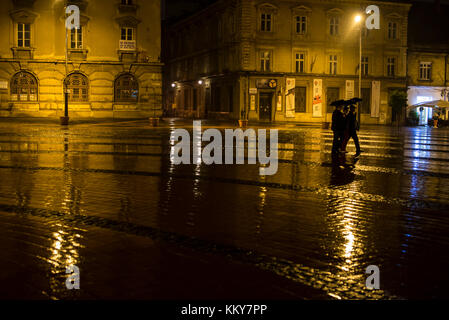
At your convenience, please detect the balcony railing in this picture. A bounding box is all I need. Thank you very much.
[119,40,136,51]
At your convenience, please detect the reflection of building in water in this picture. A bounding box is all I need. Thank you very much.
[48,223,84,296]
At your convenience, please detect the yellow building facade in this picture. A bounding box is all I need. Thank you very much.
[0,0,163,118]
[165,0,411,125]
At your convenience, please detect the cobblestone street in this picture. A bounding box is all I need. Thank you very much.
[0,118,448,299]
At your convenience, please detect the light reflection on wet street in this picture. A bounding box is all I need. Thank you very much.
[1,119,449,299]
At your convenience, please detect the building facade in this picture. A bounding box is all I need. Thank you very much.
[164,0,411,125]
[0,0,163,118]
[406,2,449,124]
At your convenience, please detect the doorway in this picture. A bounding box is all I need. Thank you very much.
[259,93,273,121]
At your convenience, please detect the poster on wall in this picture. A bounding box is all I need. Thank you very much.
[371,81,381,118]
[276,93,282,111]
[345,80,354,100]
[312,79,323,117]
[0,80,7,90]
[285,78,295,118]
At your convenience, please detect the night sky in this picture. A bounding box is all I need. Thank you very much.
[164,0,218,22]
[163,0,449,22]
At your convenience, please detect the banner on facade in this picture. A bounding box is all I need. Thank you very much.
[371,80,381,118]
[345,80,354,100]
[0,80,8,89]
[276,93,282,111]
[285,78,295,118]
[312,79,323,117]
[250,95,256,111]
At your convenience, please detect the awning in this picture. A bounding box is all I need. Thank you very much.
[407,100,449,110]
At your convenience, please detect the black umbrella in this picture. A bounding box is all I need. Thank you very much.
[347,97,362,105]
[330,99,347,107]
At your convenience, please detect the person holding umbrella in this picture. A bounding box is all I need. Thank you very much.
[346,102,362,157]
[331,100,346,154]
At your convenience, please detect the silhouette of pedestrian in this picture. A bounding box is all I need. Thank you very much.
[331,105,345,154]
[347,105,362,156]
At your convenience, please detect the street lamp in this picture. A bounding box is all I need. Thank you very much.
[355,14,363,126]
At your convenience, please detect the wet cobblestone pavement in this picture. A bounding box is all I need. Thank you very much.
[0,118,449,300]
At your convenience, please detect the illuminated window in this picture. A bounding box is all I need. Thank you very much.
[17,23,31,48]
[296,16,307,34]
[329,17,339,36]
[295,52,305,73]
[261,13,272,32]
[64,73,88,102]
[121,27,134,41]
[387,57,396,77]
[329,55,338,75]
[361,56,369,76]
[70,26,83,49]
[419,62,432,80]
[10,71,38,102]
[260,51,271,71]
[115,74,138,103]
[388,22,397,40]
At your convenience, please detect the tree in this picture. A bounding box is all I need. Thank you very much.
[389,90,408,124]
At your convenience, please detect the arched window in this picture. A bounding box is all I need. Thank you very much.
[64,73,88,102]
[10,71,38,102]
[115,74,138,102]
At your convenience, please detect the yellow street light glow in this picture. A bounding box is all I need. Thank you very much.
[355,15,362,23]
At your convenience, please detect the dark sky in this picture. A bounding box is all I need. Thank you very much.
[163,0,218,22]
[163,0,449,22]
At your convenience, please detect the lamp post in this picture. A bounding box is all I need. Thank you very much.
[355,14,363,126]
[61,7,70,125]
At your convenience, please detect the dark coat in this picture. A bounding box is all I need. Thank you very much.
[331,110,345,132]
[347,111,358,133]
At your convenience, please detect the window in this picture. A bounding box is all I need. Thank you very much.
[261,13,272,32]
[330,17,339,36]
[260,51,271,71]
[184,88,190,110]
[296,16,307,34]
[295,52,305,73]
[326,87,340,113]
[361,56,369,76]
[115,74,138,102]
[10,71,38,102]
[70,26,83,49]
[361,88,371,114]
[64,73,88,102]
[387,57,396,77]
[121,27,134,41]
[419,62,432,80]
[295,86,306,113]
[329,55,338,75]
[211,86,221,111]
[17,23,31,48]
[193,88,198,111]
[388,22,397,40]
